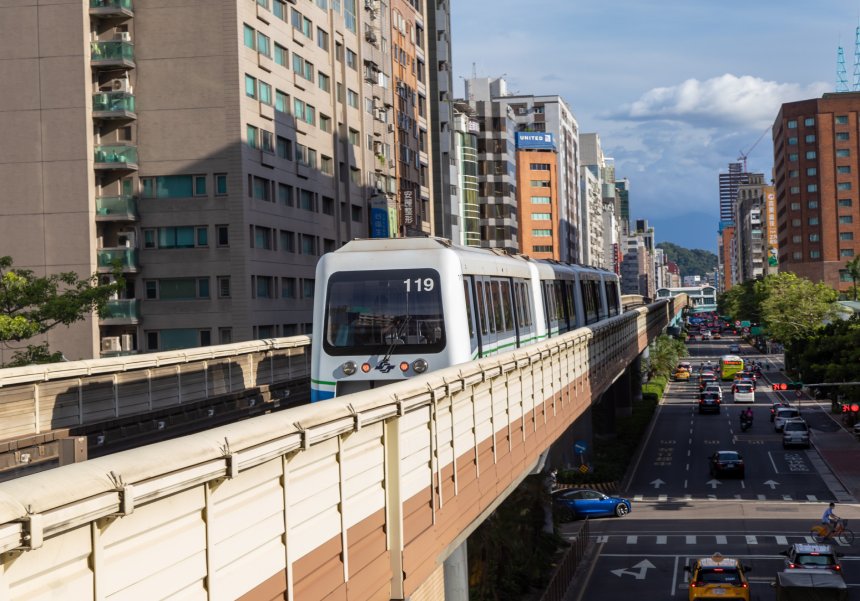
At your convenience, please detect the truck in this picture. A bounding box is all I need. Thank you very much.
[773,569,848,601]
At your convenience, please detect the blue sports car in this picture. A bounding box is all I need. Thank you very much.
[552,488,632,520]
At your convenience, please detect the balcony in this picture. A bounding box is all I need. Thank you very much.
[100,299,140,325]
[97,247,138,273]
[95,195,138,221]
[94,145,138,171]
[91,41,135,69]
[92,91,136,120]
[89,0,133,19]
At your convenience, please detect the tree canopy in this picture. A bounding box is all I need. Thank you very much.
[0,256,122,365]
[787,317,860,401]
[655,242,718,278]
[717,272,838,345]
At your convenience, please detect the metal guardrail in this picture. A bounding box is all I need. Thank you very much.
[540,519,590,601]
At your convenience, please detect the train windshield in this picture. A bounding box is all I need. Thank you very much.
[323,268,446,356]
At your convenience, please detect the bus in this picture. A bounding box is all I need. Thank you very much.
[720,355,744,381]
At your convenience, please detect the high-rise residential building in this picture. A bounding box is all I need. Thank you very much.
[616,179,631,236]
[463,78,582,261]
[719,162,749,224]
[580,133,608,268]
[0,0,417,361]
[515,133,560,259]
[719,225,736,291]
[773,93,860,292]
[451,102,480,246]
[734,174,767,282]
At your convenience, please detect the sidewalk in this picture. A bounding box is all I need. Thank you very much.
[810,408,860,503]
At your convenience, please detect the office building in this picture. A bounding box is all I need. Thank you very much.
[773,93,860,292]
[719,162,749,224]
[515,133,560,259]
[0,0,422,361]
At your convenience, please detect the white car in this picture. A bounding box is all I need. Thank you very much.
[774,407,801,431]
[703,383,723,400]
[733,382,754,404]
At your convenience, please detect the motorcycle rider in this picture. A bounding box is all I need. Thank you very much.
[740,407,753,429]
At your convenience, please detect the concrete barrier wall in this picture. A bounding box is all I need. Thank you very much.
[0,337,312,439]
[0,299,679,600]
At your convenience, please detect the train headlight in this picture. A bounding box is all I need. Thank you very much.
[342,361,357,376]
[412,359,428,374]
[361,363,371,373]
[399,361,410,372]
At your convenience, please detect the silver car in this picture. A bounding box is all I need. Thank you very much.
[782,418,810,448]
[774,407,801,431]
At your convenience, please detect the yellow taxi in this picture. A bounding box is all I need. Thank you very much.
[674,368,691,381]
[685,553,750,600]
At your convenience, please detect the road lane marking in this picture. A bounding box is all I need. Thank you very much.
[686,535,696,544]
[656,535,667,544]
[633,495,643,501]
[757,494,766,500]
[671,555,680,597]
[806,495,818,501]
[776,536,788,545]
[596,535,609,543]
[768,451,779,473]
[716,535,727,544]
[626,535,638,544]
[658,495,667,501]
[746,535,757,545]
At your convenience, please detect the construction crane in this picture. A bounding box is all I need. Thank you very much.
[738,127,769,173]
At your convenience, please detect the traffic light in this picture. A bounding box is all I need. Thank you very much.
[771,382,803,391]
[842,403,860,414]
[772,383,788,391]
[787,382,804,390]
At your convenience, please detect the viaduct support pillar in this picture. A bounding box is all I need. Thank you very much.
[443,541,469,601]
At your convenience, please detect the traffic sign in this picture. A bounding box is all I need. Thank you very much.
[734,320,741,326]
[795,390,802,398]
[574,440,588,454]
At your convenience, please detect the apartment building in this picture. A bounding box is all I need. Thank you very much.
[580,133,610,268]
[515,133,560,259]
[0,0,409,361]
[773,93,860,292]
[734,174,767,282]
[451,102,480,246]
[719,162,749,224]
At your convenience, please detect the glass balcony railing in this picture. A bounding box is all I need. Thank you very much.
[90,0,133,9]
[91,41,134,65]
[93,92,136,117]
[101,299,140,322]
[94,145,138,167]
[97,247,138,271]
[95,195,138,220]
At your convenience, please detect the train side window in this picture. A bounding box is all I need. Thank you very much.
[490,280,503,332]
[476,281,488,335]
[484,281,496,333]
[499,280,514,332]
[519,282,530,327]
[463,280,475,339]
[554,281,564,322]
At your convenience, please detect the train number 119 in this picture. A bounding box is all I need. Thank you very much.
[404,278,434,292]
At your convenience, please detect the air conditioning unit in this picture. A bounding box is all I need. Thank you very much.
[115,32,131,42]
[121,334,134,351]
[365,29,378,44]
[112,78,132,93]
[375,179,385,192]
[364,0,376,9]
[101,336,122,352]
[373,141,384,155]
[374,108,386,122]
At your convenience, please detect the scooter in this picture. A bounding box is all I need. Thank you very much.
[740,414,753,432]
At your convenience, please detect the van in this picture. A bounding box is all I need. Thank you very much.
[783,419,810,448]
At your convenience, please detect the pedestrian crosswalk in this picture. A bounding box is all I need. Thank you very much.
[631,493,827,502]
[591,533,853,547]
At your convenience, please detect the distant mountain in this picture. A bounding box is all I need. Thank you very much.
[656,242,718,278]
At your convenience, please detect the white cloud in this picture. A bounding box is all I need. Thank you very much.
[614,74,831,129]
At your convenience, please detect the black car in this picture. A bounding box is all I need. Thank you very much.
[699,392,721,414]
[710,450,745,478]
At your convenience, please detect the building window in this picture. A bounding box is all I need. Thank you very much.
[321,155,334,175]
[322,196,334,215]
[839,198,853,207]
[788,153,798,162]
[809,233,820,242]
[805,134,816,143]
[277,136,292,160]
[840,232,854,241]
[215,173,228,195]
[246,124,258,149]
[292,53,314,80]
[808,217,819,225]
[791,235,801,243]
[348,128,359,145]
[245,74,257,98]
[319,114,332,132]
[838,182,852,191]
[787,137,797,145]
[317,27,329,50]
[253,275,274,298]
[141,175,207,199]
[805,151,817,159]
[252,225,273,249]
[218,276,231,298]
[787,119,797,129]
[219,328,232,344]
[532,245,553,253]
[837,149,850,158]
[837,132,850,141]
[810,250,821,259]
[346,48,357,69]
[531,180,550,187]
[790,202,801,210]
[299,188,316,211]
[840,215,854,224]
[806,167,817,176]
[251,176,271,201]
[351,204,362,222]
[808,200,818,209]
[300,234,317,255]
[838,165,851,174]
[807,184,818,192]
[791,219,801,227]
[532,229,552,237]
[804,117,815,126]
[792,251,802,260]
[318,72,330,92]
[145,278,210,300]
[530,163,550,171]
[280,230,295,253]
[243,24,256,50]
[790,186,800,194]
[531,212,551,220]
[274,43,288,67]
[278,183,293,206]
[216,225,229,247]
[531,196,551,204]
[837,115,849,124]
[257,32,271,57]
[347,89,359,108]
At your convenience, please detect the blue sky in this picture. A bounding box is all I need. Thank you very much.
[450,0,857,253]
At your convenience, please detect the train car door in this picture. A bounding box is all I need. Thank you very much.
[463,277,480,360]
[474,276,497,357]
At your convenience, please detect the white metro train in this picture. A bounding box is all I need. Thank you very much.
[310,237,622,402]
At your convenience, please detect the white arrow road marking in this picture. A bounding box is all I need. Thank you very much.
[763,479,780,489]
[651,478,665,489]
[706,479,722,489]
[611,559,656,580]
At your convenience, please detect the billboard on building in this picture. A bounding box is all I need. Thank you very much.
[765,188,778,269]
[369,196,392,238]
[515,132,556,150]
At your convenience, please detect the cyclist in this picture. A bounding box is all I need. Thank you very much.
[822,502,841,538]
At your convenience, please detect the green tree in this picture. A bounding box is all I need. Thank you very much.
[758,272,838,345]
[717,280,763,324]
[644,334,687,379]
[0,256,122,366]
[845,256,860,301]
